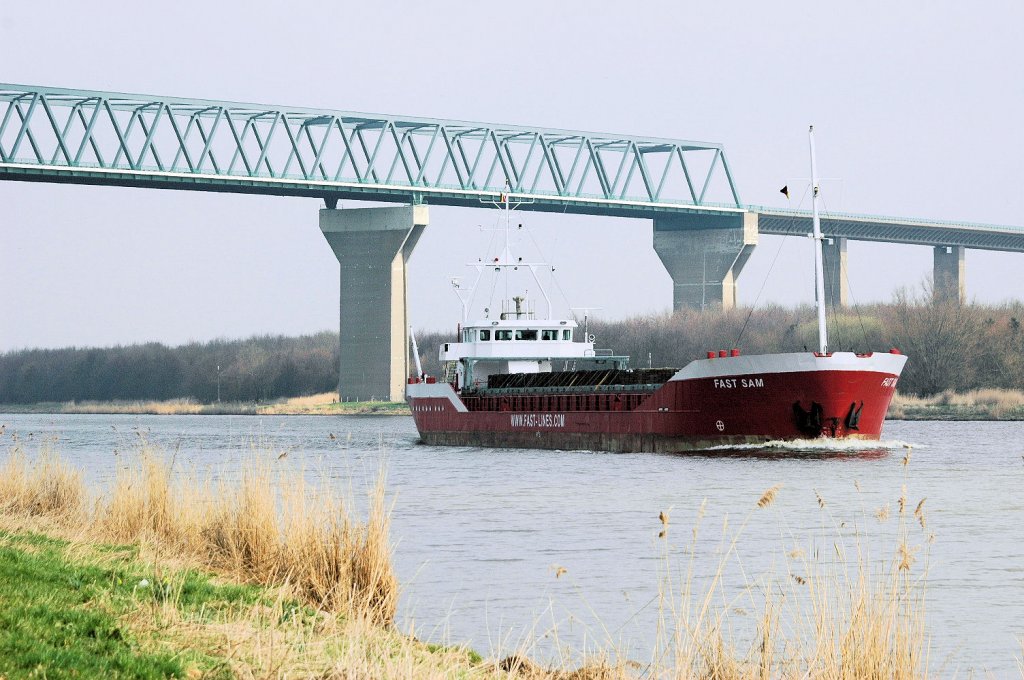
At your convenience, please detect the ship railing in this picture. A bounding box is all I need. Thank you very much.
[475,383,666,395]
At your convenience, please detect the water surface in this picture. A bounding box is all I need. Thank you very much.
[2,414,1022,676]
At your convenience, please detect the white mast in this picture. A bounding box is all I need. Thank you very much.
[809,125,828,354]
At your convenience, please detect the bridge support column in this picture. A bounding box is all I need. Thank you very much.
[823,237,848,307]
[320,205,428,402]
[933,245,965,304]
[653,212,758,310]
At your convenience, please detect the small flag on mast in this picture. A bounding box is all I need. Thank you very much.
[780,185,790,199]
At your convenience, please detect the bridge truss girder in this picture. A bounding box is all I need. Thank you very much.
[0,84,742,213]
[4,84,1024,253]
[755,208,1024,253]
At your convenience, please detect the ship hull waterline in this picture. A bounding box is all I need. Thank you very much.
[407,352,906,454]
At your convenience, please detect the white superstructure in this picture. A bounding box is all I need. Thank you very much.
[439,315,628,390]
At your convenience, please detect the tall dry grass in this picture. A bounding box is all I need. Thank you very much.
[889,387,1024,419]
[0,438,396,625]
[648,482,929,679]
[0,443,83,519]
[62,399,206,415]
[257,392,337,414]
[0,436,942,678]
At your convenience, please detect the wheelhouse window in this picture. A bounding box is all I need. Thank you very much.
[495,330,513,341]
[479,329,490,341]
[541,330,556,340]
[563,329,572,340]
[515,329,538,341]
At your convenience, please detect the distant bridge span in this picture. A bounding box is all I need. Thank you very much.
[2,84,1021,250]
[3,83,1021,399]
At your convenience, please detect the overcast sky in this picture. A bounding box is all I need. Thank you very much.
[2,1,1023,351]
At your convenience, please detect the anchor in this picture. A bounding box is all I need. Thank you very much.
[792,400,824,435]
[845,401,864,430]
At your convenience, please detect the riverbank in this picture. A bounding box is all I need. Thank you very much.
[0,449,933,679]
[5,388,1024,420]
[888,388,1024,420]
[0,392,409,416]
[0,443,494,679]
[0,437,643,679]
[0,524,490,678]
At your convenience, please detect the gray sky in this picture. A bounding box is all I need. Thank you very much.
[2,1,1023,351]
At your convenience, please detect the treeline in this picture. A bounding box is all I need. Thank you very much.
[420,294,1024,397]
[3,296,1023,404]
[0,332,337,404]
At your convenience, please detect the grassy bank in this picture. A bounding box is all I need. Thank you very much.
[0,528,272,678]
[889,388,1024,420]
[0,526,493,679]
[0,435,953,678]
[0,442,495,678]
[0,392,410,416]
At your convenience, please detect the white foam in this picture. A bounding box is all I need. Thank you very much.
[701,439,919,453]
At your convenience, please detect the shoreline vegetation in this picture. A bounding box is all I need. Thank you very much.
[0,440,488,678]
[0,393,407,416]
[3,297,1024,408]
[888,388,1024,420]
[4,387,1024,420]
[0,436,941,678]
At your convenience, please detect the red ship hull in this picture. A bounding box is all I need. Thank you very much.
[407,351,906,453]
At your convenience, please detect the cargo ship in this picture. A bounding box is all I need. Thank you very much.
[406,128,907,452]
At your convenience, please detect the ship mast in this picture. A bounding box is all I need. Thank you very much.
[503,183,511,302]
[484,182,551,319]
[809,125,828,354]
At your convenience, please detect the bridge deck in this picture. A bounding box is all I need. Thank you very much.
[2,84,1022,251]
[755,207,1024,252]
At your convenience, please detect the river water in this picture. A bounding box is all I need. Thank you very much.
[1,414,1022,676]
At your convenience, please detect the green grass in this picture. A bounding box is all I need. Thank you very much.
[321,400,409,415]
[0,530,294,679]
[0,525,492,678]
[426,642,484,666]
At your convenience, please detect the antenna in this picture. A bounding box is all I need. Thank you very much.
[449,276,470,322]
[570,306,602,342]
[471,181,554,318]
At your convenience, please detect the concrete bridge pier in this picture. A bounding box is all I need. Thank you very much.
[933,245,965,303]
[320,205,428,402]
[653,212,758,310]
[823,236,848,308]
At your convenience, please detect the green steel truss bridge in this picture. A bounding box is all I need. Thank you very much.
[0,83,741,215]
[2,83,1023,252]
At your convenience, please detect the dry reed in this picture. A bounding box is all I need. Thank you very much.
[756,484,782,509]
[889,387,1024,419]
[62,399,205,415]
[0,438,943,678]
[649,481,930,680]
[256,392,338,414]
[0,440,83,519]
[0,440,396,625]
